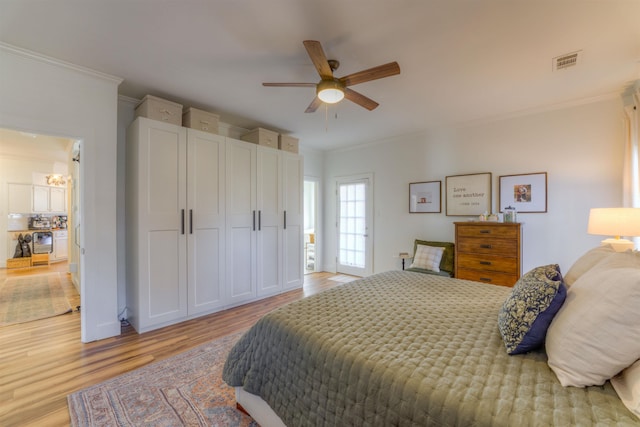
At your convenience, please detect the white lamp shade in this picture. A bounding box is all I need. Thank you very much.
[587,208,640,237]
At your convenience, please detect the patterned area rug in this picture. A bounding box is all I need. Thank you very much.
[67,332,257,427]
[0,272,72,326]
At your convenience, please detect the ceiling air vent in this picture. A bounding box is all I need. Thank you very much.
[552,51,582,71]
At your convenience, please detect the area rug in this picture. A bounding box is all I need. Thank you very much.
[67,332,257,427]
[0,272,72,326]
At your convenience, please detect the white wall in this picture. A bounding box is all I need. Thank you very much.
[0,43,122,342]
[323,97,625,276]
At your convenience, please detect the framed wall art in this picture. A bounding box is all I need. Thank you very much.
[409,181,441,213]
[445,172,492,216]
[499,172,547,213]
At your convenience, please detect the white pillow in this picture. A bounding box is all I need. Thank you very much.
[409,244,444,272]
[546,251,640,387]
[563,244,616,286]
[611,359,640,420]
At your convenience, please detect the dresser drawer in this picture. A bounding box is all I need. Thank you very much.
[456,268,518,287]
[457,253,518,274]
[457,238,518,256]
[456,224,519,239]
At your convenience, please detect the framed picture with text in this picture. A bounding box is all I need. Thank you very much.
[409,181,441,213]
[445,173,492,216]
[499,172,547,213]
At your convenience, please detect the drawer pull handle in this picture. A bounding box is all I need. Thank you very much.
[480,244,492,249]
[480,277,492,282]
[480,261,492,265]
[480,230,491,234]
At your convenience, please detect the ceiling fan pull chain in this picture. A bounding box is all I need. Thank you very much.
[325,103,329,132]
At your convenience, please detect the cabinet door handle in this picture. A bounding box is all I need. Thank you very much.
[181,209,185,235]
[479,261,492,265]
[258,210,262,231]
[253,210,256,231]
[284,210,287,230]
[189,209,193,234]
[480,244,492,249]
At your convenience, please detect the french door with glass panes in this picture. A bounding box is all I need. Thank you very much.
[336,175,373,276]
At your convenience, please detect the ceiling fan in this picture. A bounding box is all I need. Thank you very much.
[263,40,400,113]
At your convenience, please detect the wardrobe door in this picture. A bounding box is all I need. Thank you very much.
[256,147,282,296]
[225,138,257,305]
[282,153,304,290]
[127,117,187,332]
[187,129,226,315]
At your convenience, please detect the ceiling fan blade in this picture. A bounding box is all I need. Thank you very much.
[303,40,334,79]
[263,83,316,87]
[305,96,323,113]
[344,88,379,111]
[339,62,400,87]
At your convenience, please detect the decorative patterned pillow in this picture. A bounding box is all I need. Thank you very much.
[409,244,445,272]
[498,264,567,355]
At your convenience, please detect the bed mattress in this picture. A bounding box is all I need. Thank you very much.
[223,271,637,426]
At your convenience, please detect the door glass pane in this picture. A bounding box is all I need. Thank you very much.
[338,182,366,268]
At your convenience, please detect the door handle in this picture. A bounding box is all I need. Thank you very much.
[189,209,193,234]
[181,209,185,235]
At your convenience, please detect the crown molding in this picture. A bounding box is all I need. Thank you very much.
[117,94,139,105]
[457,91,622,129]
[0,42,123,85]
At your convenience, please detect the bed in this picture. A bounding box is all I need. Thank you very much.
[223,247,640,426]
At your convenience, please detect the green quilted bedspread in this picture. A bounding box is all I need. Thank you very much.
[223,271,637,426]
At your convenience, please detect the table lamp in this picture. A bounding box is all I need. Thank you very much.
[587,208,640,252]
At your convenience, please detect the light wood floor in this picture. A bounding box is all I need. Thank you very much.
[0,264,346,427]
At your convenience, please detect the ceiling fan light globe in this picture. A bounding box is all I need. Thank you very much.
[318,88,344,103]
[317,79,345,104]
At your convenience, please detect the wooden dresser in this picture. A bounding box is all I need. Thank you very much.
[454,222,522,287]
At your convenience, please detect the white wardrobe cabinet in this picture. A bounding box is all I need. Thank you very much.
[127,117,302,333]
[126,117,225,333]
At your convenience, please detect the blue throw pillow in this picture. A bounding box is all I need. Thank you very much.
[498,264,567,355]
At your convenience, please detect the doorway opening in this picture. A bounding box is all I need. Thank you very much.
[303,178,318,274]
[1,127,81,323]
